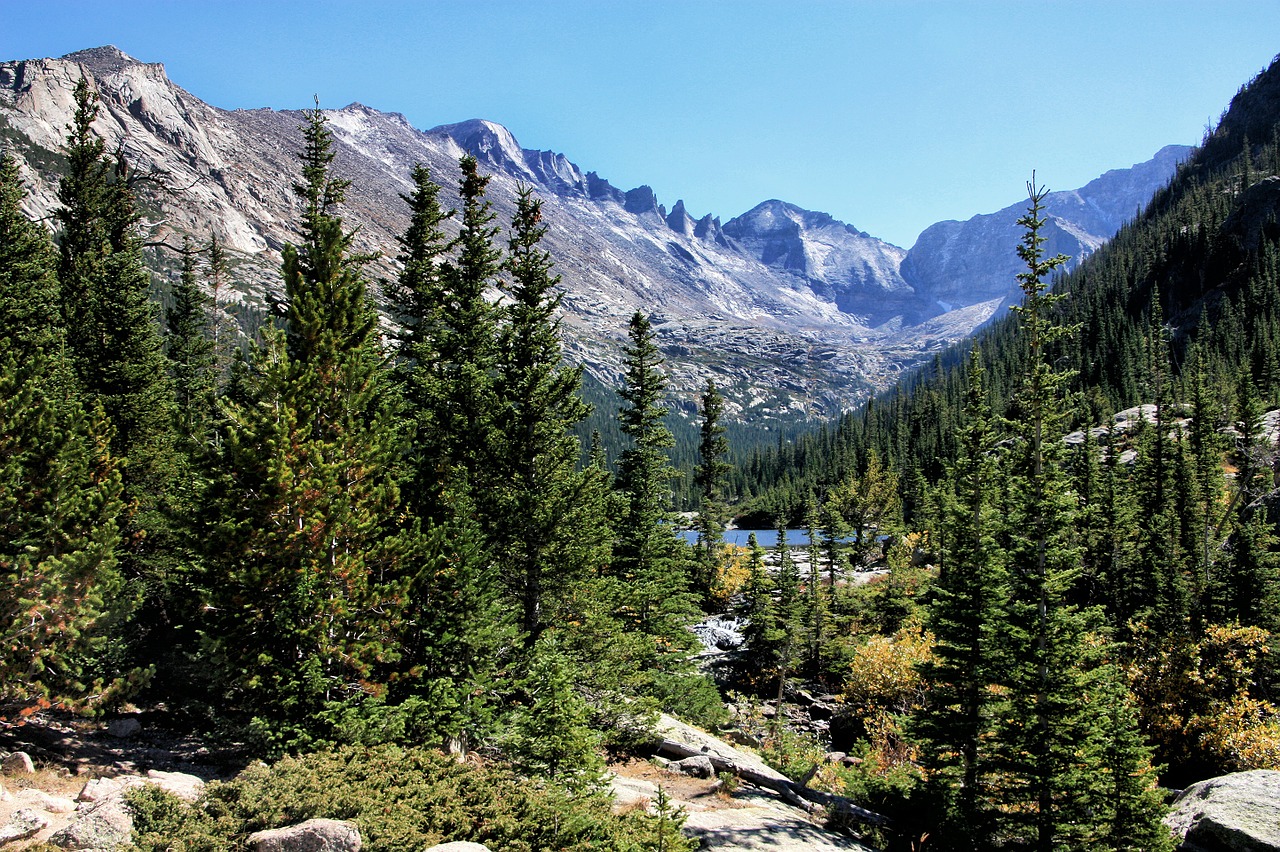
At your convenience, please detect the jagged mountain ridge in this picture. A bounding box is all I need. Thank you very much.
[0,45,1188,421]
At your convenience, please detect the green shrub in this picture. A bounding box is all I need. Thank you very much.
[125,743,696,851]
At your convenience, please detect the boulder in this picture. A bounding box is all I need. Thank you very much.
[106,717,142,739]
[77,775,147,804]
[670,754,716,779]
[2,751,35,775]
[145,769,205,802]
[0,808,48,844]
[49,798,133,851]
[18,786,77,813]
[248,818,362,851]
[1165,769,1280,851]
[425,844,491,852]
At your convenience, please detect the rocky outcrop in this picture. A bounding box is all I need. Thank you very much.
[2,752,35,775]
[45,769,206,851]
[247,818,362,852]
[1165,770,1280,851]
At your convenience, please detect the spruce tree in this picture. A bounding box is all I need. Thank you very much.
[491,184,602,643]
[203,104,408,740]
[614,311,695,640]
[0,153,126,716]
[54,75,178,678]
[386,163,454,515]
[693,378,732,600]
[915,349,1007,848]
[992,180,1166,850]
[165,235,218,447]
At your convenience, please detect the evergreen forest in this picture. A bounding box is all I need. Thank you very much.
[5,56,1280,851]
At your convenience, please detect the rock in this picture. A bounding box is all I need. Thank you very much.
[78,770,204,807]
[1165,769,1280,851]
[2,751,35,775]
[50,798,134,851]
[0,781,9,802]
[825,751,847,764]
[17,787,77,813]
[0,808,48,844]
[809,702,836,721]
[425,844,492,852]
[145,769,205,802]
[78,775,147,804]
[106,717,141,738]
[248,818,362,851]
[671,755,716,779]
[683,800,876,851]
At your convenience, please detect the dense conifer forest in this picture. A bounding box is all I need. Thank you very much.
[4,56,1280,850]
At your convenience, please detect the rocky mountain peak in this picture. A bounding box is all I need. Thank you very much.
[60,45,144,75]
[434,117,530,176]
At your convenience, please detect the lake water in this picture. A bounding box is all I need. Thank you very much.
[681,529,820,548]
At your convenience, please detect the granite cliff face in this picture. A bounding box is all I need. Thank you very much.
[901,145,1192,313]
[0,46,1187,422]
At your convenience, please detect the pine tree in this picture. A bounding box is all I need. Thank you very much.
[203,104,409,739]
[693,378,732,600]
[915,349,1007,848]
[614,311,695,640]
[992,180,1166,850]
[0,153,126,716]
[491,184,603,643]
[165,235,218,447]
[54,75,178,679]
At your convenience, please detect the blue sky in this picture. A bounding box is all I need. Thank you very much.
[4,1,1278,248]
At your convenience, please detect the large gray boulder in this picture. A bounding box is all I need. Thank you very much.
[248,818,362,851]
[1165,770,1280,851]
[0,808,48,844]
[49,798,134,851]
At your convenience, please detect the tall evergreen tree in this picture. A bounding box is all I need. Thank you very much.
[0,153,126,716]
[54,75,178,676]
[614,311,694,640]
[165,236,218,447]
[915,349,1007,848]
[693,379,732,600]
[203,104,409,739]
[491,184,603,644]
[386,163,454,515]
[993,180,1165,850]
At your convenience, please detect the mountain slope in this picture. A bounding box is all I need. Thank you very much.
[0,45,1185,423]
[900,144,1192,313]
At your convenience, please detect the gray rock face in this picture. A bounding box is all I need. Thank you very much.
[671,754,717,779]
[1165,770,1280,851]
[248,818,362,852]
[900,145,1191,315]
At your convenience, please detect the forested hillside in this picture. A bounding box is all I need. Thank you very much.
[731,54,1280,847]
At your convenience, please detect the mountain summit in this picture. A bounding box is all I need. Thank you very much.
[0,46,1188,421]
